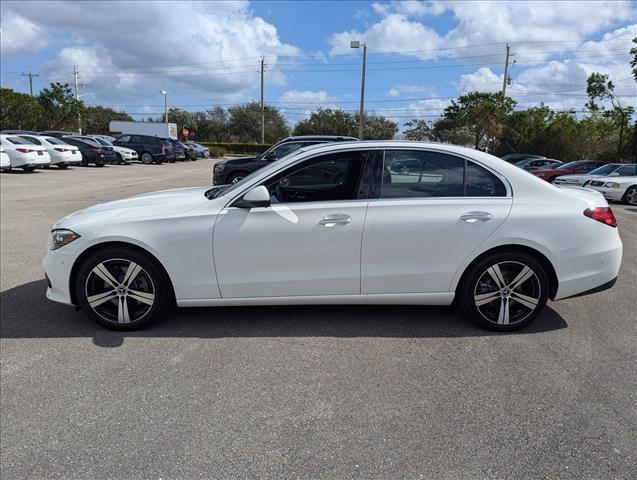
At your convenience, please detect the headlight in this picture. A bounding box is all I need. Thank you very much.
[604,182,621,188]
[50,229,80,250]
[214,162,226,172]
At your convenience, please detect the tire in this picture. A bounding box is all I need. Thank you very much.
[95,160,105,167]
[57,164,69,169]
[140,152,153,164]
[22,165,36,172]
[227,172,247,184]
[622,185,637,205]
[457,251,549,332]
[75,247,173,330]
[81,154,89,166]
[116,153,125,165]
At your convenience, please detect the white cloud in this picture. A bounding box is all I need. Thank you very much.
[386,83,436,97]
[459,67,503,94]
[278,90,338,119]
[1,1,301,102]
[0,11,48,57]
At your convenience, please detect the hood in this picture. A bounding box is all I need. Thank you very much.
[55,186,212,229]
[220,155,259,166]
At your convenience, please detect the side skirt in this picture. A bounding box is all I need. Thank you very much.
[177,292,455,308]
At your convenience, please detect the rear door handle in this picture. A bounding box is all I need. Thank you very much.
[460,211,493,223]
[319,214,351,227]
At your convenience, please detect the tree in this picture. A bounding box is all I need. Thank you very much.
[498,106,553,156]
[161,107,197,139]
[403,119,434,141]
[431,117,474,146]
[83,106,132,134]
[192,106,229,142]
[37,82,84,131]
[442,92,516,150]
[228,101,288,143]
[293,108,355,136]
[360,113,398,139]
[587,72,634,161]
[0,88,44,131]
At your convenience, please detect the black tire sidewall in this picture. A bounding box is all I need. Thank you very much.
[623,186,637,205]
[458,251,549,332]
[75,247,172,330]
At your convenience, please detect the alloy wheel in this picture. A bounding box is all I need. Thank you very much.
[85,258,156,325]
[473,261,541,326]
[231,175,244,184]
[626,186,637,205]
[141,153,153,164]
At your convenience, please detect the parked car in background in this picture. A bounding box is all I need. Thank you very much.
[92,134,117,142]
[113,134,172,164]
[40,130,77,138]
[0,148,11,172]
[185,142,209,158]
[0,135,51,171]
[61,137,109,167]
[176,140,197,161]
[554,163,635,186]
[1,130,40,135]
[169,139,186,161]
[213,135,359,185]
[530,160,607,183]
[87,135,137,164]
[44,141,622,332]
[501,153,545,164]
[515,158,562,170]
[65,136,117,164]
[16,134,82,168]
[586,173,637,205]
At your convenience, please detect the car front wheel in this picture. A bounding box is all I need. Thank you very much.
[623,186,637,205]
[457,251,549,331]
[75,247,173,330]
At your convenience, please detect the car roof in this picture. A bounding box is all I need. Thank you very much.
[280,135,360,142]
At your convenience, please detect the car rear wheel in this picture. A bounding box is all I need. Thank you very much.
[22,166,36,172]
[623,186,637,205]
[75,247,173,330]
[57,163,69,169]
[140,152,153,164]
[458,251,549,331]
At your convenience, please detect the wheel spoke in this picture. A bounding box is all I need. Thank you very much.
[509,266,535,291]
[122,262,142,287]
[474,291,500,306]
[487,264,506,288]
[128,290,155,306]
[511,291,539,310]
[117,296,131,324]
[497,298,510,325]
[92,263,119,288]
[87,290,117,308]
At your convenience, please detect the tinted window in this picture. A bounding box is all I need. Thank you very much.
[160,139,173,146]
[19,136,41,145]
[466,162,507,196]
[381,150,506,198]
[6,136,32,145]
[558,161,590,170]
[382,150,465,198]
[117,135,132,143]
[267,142,304,159]
[265,151,367,203]
[615,164,637,176]
[43,137,66,145]
[92,137,111,146]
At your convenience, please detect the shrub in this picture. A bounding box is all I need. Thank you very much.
[208,146,227,158]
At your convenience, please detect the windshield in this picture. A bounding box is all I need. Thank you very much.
[589,164,618,175]
[557,161,589,169]
[93,137,112,146]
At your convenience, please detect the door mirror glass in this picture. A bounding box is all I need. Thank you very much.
[236,185,271,208]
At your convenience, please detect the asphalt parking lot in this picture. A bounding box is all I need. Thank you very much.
[1,161,636,479]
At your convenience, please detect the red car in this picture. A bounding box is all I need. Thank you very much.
[530,160,607,183]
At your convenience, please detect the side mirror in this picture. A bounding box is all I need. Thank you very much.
[235,185,271,208]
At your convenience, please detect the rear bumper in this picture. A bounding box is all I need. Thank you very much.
[589,186,625,202]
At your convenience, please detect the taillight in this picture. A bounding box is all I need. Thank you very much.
[54,148,67,152]
[89,147,102,153]
[160,146,165,154]
[16,148,34,153]
[584,207,617,228]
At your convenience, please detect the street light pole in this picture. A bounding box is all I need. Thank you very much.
[351,41,367,140]
[161,90,168,125]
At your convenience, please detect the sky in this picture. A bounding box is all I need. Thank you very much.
[1,0,636,131]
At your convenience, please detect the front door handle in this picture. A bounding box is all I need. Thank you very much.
[319,214,351,227]
[460,211,493,223]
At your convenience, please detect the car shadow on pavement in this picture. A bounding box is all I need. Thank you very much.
[1,279,568,348]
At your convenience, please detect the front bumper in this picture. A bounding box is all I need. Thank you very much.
[43,246,78,306]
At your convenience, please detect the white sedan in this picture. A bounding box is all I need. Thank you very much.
[43,141,623,332]
[585,174,637,205]
[0,134,51,171]
[554,163,635,186]
[17,134,81,168]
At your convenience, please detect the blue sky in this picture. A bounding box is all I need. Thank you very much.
[1,1,635,131]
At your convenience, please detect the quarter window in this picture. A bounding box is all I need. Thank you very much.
[381,150,506,198]
[265,151,367,203]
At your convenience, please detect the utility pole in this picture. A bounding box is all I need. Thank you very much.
[502,43,511,97]
[358,43,367,140]
[260,57,265,144]
[73,65,82,134]
[21,72,39,96]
